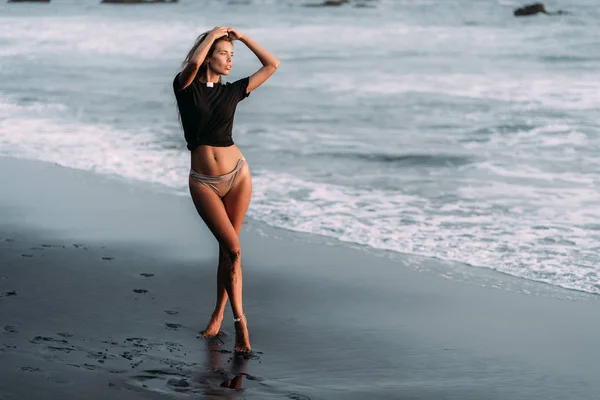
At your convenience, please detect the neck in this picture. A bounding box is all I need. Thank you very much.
[205,69,220,83]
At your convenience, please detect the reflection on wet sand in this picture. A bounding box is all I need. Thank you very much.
[196,337,258,397]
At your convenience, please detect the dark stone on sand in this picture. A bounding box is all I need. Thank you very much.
[2,291,17,296]
[102,256,114,261]
[101,0,178,3]
[140,273,154,277]
[133,289,147,294]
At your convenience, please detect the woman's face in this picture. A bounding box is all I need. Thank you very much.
[208,41,234,76]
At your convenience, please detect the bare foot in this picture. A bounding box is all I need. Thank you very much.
[234,316,251,353]
[202,312,223,338]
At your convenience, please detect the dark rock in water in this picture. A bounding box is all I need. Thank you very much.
[321,0,348,5]
[101,0,178,3]
[514,3,548,16]
[305,0,349,7]
[513,3,570,17]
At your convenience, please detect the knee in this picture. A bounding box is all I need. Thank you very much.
[221,242,241,265]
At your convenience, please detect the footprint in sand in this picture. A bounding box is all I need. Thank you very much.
[4,326,17,333]
[165,323,181,330]
[20,367,41,373]
[164,310,178,316]
[21,254,33,258]
[1,344,17,352]
[132,370,193,393]
[66,363,97,371]
[133,289,148,294]
[47,376,70,384]
[1,291,17,297]
[86,350,113,364]
[140,273,154,278]
[30,336,68,345]
[124,338,148,350]
[108,369,127,374]
[167,378,190,388]
[287,394,312,400]
[120,351,135,361]
[102,257,114,261]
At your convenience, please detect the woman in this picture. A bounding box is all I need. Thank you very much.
[173,26,279,353]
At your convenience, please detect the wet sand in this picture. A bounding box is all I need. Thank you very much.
[1,156,599,400]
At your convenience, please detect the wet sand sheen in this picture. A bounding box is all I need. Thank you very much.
[0,156,599,400]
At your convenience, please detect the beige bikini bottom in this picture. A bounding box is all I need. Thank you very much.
[189,157,246,198]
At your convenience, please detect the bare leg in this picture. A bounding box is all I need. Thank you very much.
[190,165,252,352]
[222,166,252,353]
[202,247,228,337]
[218,246,250,353]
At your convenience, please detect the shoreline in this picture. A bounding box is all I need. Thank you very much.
[1,156,599,399]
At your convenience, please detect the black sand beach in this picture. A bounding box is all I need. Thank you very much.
[1,156,599,400]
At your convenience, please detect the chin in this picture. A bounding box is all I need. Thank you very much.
[222,69,231,76]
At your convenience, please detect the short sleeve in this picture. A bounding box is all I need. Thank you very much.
[173,73,186,94]
[228,77,250,102]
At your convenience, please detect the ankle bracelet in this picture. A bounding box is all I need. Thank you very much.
[233,315,245,323]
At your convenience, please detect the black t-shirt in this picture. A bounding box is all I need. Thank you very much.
[173,73,250,151]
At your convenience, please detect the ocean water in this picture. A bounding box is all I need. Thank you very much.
[1,0,598,295]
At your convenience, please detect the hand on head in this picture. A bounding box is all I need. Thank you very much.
[209,26,230,40]
[209,26,244,41]
[226,28,244,41]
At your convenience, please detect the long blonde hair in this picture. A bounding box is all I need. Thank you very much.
[181,31,233,83]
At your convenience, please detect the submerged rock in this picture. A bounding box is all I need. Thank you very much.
[101,0,178,3]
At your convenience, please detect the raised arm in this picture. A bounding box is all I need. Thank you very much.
[228,29,280,93]
[178,26,230,90]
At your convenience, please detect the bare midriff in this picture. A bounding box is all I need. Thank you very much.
[190,144,245,176]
